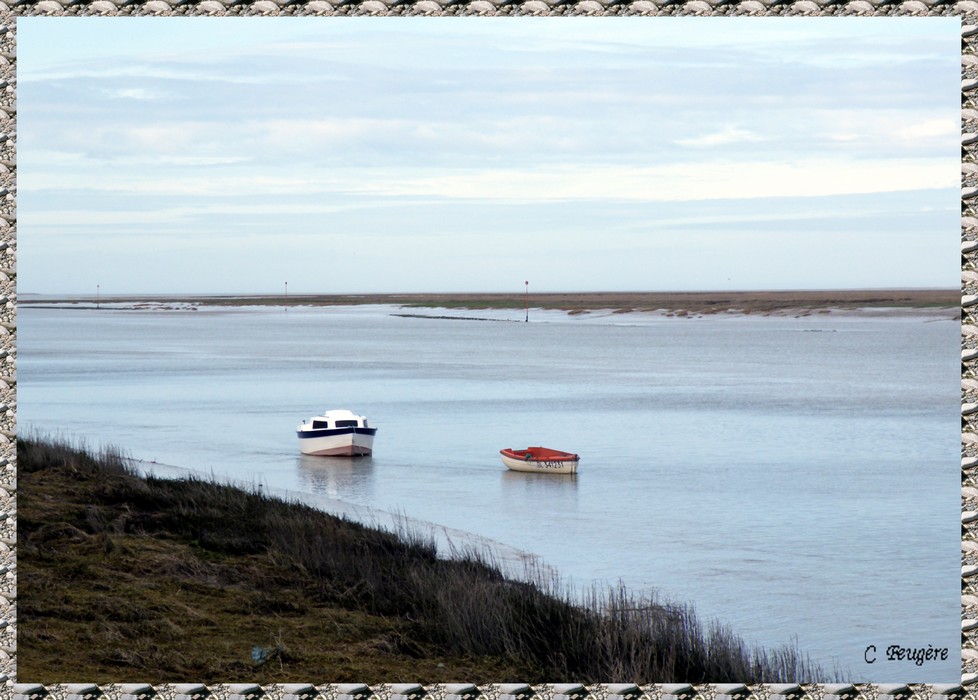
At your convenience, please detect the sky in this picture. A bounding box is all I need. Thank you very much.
[17,17,961,295]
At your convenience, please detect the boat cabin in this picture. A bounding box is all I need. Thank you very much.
[310,417,366,429]
[301,409,369,431]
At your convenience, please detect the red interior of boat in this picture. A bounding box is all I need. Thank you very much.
[501,447,579,461]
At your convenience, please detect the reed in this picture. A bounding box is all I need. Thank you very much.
[19,435,837,683]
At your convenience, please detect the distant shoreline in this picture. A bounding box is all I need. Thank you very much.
[18,289,960,316]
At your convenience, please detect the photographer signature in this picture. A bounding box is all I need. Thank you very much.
[864,645,949,666]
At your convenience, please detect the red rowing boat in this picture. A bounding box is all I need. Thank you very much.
[500,446,580,474]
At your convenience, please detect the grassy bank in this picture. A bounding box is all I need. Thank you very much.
[19,437,833,684]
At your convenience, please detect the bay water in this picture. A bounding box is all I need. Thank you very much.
[18,302,960,682]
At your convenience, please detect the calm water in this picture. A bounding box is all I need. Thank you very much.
[19,303,961,682]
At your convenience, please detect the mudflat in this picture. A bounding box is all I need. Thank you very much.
[24,289,959,315]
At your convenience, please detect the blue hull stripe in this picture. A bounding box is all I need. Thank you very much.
[297,427,378,440]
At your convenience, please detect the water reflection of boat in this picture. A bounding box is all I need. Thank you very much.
[500,446,580,474]
[297,453,375,501]
[501,468,579,512]
[501,470,578,486]
[297,409,376,456]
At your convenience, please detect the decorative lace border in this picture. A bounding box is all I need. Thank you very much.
[2,4,974,698]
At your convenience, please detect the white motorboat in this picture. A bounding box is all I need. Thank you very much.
[297,409,377,456]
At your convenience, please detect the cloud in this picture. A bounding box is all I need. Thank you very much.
[351,159,955,203]
[22,201,403,228]
[103,87,170,101]
[895,118,959,141]
[795,109,957,156]
[674,128,765,148]
[21,156,955,205]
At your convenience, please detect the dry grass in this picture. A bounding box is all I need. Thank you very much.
[19,436,837,684]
